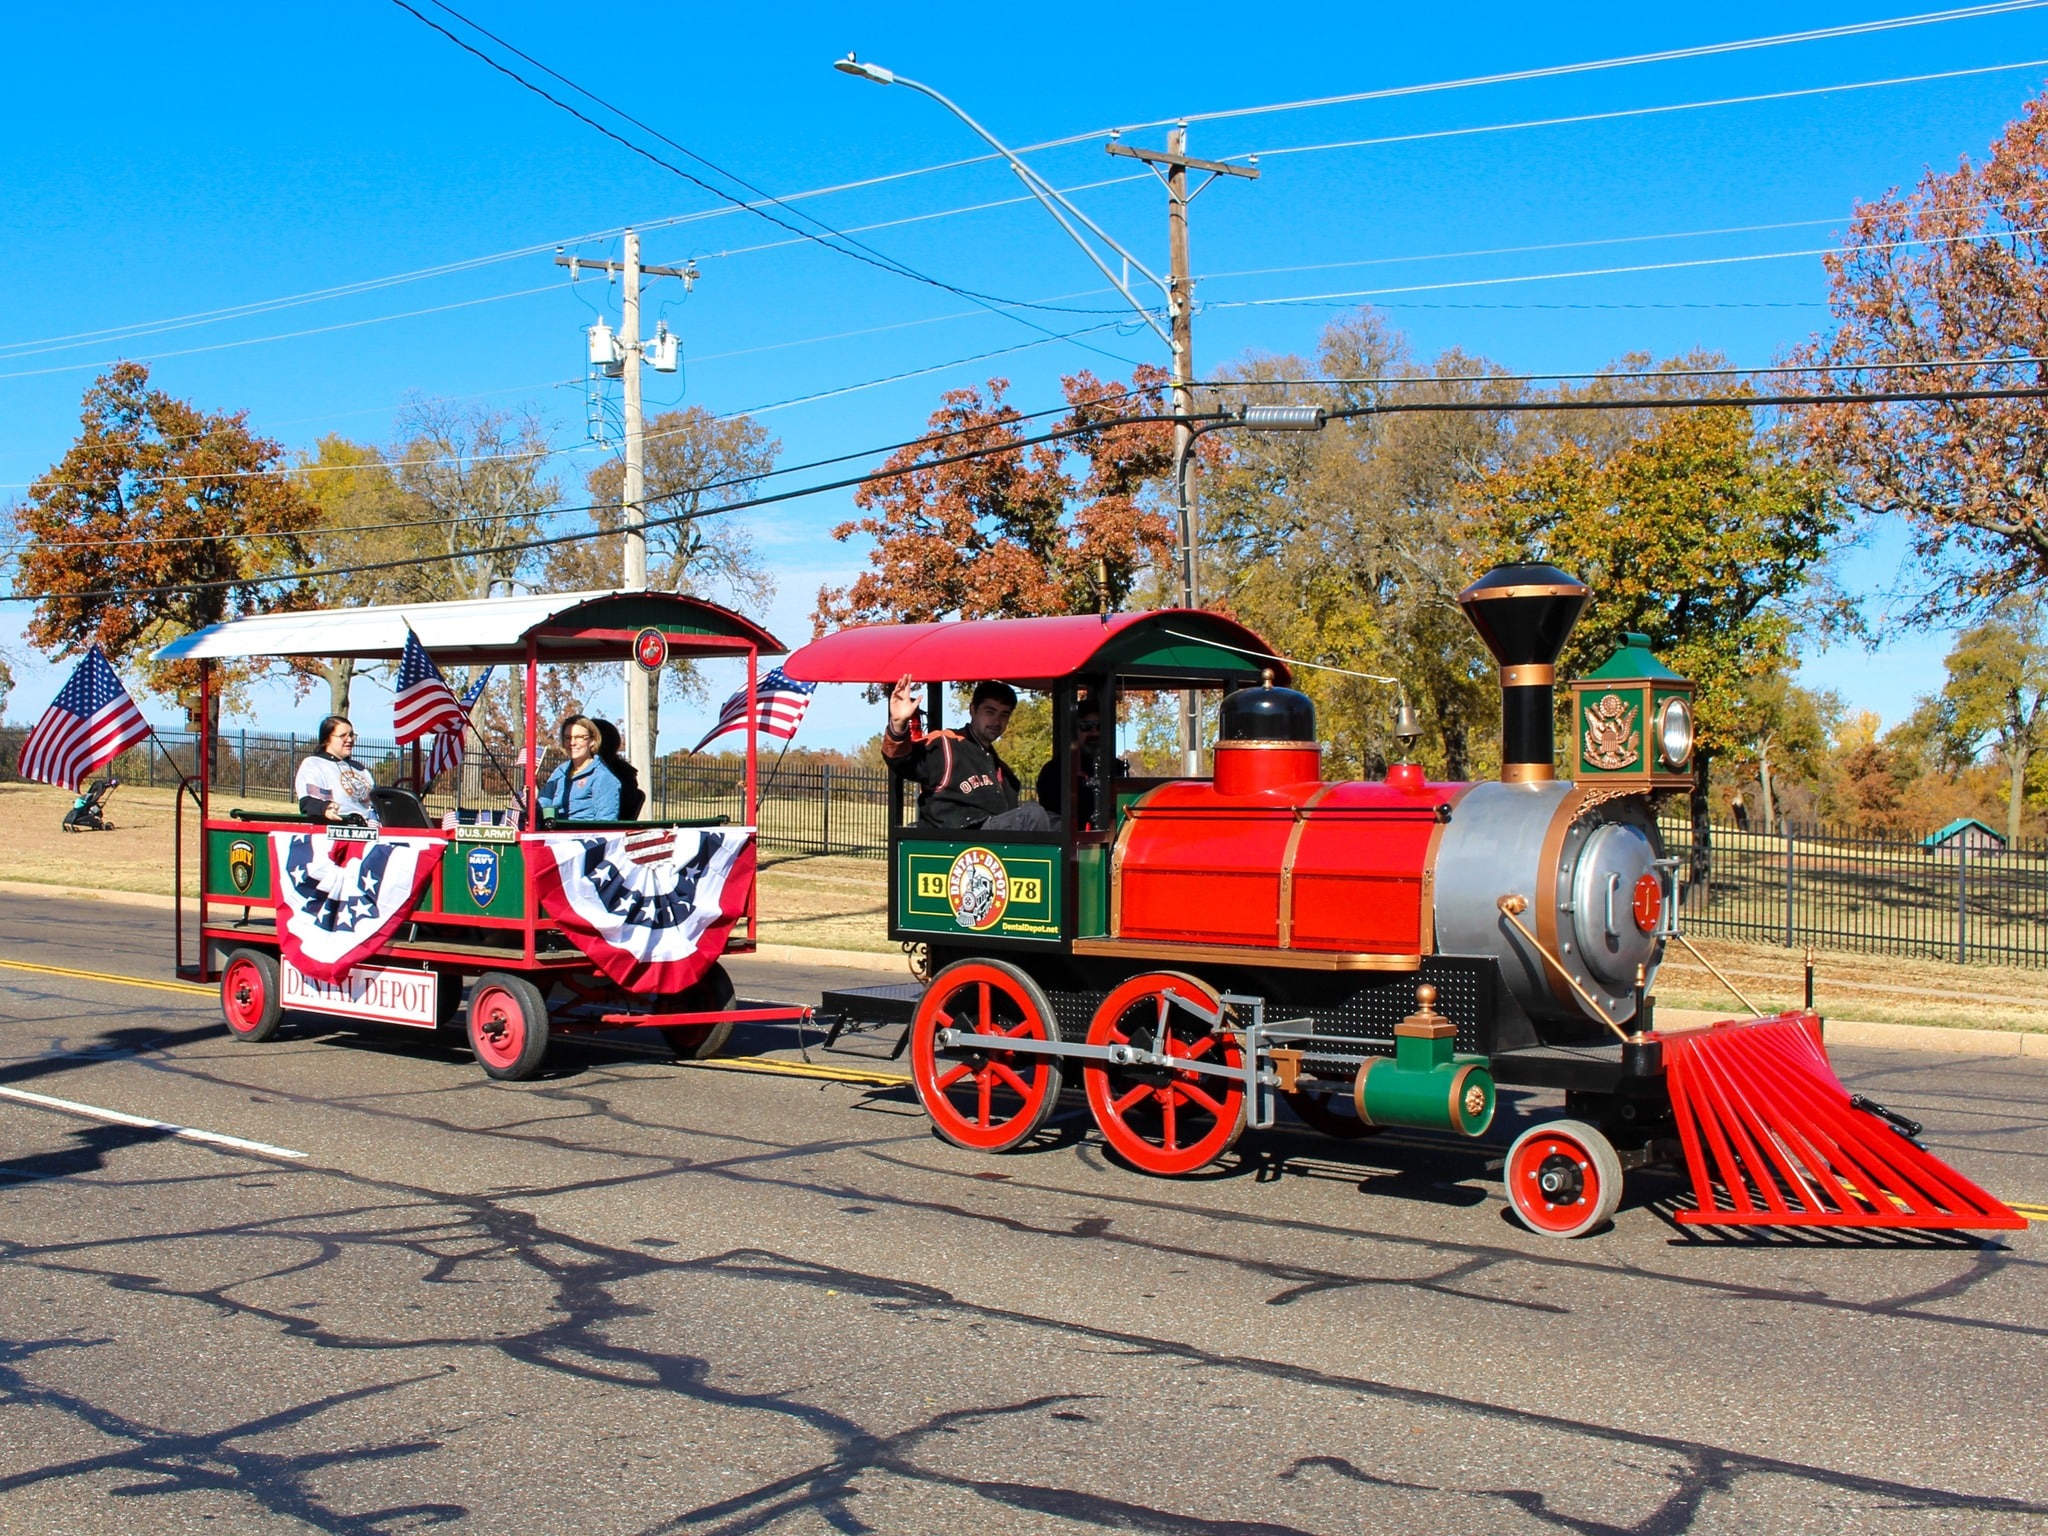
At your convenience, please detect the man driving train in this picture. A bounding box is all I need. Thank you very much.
[882,674,1053,832]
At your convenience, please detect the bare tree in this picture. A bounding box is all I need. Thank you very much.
[394,401,562,603]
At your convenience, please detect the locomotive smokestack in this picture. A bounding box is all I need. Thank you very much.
[1456,563,1590,783]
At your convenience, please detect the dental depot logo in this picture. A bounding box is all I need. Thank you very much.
[946,847,1009,932]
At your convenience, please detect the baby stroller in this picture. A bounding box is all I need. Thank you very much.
[61,777,119,832]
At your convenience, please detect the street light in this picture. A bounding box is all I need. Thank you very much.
[831,55,1172,349]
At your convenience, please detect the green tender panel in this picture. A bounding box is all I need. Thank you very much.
[440,839,527,918]
[897,840,1064,944]
[1075,844,1109,938]
[206,829,273,902]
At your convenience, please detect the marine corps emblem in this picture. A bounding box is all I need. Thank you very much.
[946,847,1010,931]
[1582,693,1642,771]
[228,838,256,894]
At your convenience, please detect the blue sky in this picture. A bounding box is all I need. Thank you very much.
[4,1,2044,748]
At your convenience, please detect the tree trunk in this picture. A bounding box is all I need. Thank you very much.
[1758,742,1776,833]
[1688,747,1714,906]
[322,658,353,719]
[2009,735,2030,844]
[1441,712,1469,784]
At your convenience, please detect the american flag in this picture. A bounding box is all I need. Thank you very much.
[17,646,152,792]
[691,666,817,753]
[424,668,493,783]
[392,628,467,746]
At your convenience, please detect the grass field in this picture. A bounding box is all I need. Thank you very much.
[6,781,2044,1026]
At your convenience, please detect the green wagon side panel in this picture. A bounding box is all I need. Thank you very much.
[440,839,527,918]
[896,840,1064,944]
[206,830,273,902]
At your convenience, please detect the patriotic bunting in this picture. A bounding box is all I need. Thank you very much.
[270,831,442,983]
[529,826,755,994]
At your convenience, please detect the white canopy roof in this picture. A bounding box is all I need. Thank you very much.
[152,589,782,666]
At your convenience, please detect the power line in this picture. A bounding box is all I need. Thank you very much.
[8,381,2045,605]
[1205,219,2048,309]
[1245,58,2048,163]
[14,3,2021,364]
[391,0,1147,371]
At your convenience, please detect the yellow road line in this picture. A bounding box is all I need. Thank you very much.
[682,1056,911,1089]
[0,958,212,996]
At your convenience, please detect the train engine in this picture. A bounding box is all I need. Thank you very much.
[796,566,2022,1238]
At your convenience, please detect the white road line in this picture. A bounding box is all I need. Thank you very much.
[0,1084,307,1160]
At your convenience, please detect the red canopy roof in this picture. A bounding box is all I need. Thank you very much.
[782,610,1288,687]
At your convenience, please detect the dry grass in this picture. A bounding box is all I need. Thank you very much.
[1656,933,2048,1033]
[0,782,199,897]
[6,780,2042,1025]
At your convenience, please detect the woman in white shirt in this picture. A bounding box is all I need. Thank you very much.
[293,716,381,826]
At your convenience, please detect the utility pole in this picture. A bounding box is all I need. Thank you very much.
[555,234,692,779]
[1106,130,1257,769]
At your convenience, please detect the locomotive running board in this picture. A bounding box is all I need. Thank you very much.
[1070,938,1422,971]
[1660,1013,2024,1231]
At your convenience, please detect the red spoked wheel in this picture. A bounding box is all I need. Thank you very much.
[1505,1118,1624,1239]
[1282,1088,1381,1140]
[220,948,284,1043]
[467,972,551,1082]
[909,959,1063,1153]
[1083,972,1244,1177]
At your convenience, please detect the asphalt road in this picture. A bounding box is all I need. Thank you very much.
[1,891,2046,1534]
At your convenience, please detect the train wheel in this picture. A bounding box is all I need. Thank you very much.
[910,959,1062,1153]
[1084,972,1245,1176]
[1505,1119,1624,1238]
[219,948,284,1043]
[661,963,737,1061]
[467,972,551,1081]
[1282,1088,1381,1140]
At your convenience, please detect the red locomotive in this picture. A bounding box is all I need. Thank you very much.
[790,564,2023,1238]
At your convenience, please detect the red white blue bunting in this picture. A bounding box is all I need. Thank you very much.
[269,831,442,983]
[528,827,755,995]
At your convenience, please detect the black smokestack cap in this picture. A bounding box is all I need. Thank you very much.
[1457,562,1590,783]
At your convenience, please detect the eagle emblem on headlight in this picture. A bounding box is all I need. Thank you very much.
[1582,693,1641,771]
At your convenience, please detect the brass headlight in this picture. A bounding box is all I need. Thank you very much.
[1657,697,1695,770]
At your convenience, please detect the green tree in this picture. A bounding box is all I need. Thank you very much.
[1726,671,1841,833]
[12,363,319,734]
[1203,315,1524,780]
[1477,403,1845,890]
[1930,598,2048,840]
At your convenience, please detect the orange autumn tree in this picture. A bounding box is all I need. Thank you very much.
[815,366,1176,628]
[14,363,319,738]
[1800,87,2048,618]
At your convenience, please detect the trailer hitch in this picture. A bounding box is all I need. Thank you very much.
[1849,1093,1925,1149]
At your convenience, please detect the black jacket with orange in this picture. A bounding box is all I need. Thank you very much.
[882,722,1020,830]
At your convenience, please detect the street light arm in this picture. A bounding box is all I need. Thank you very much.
[836,58,1174,349]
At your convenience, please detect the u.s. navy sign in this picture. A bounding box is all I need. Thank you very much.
[279,958,439,1029]
[466,845,500,906]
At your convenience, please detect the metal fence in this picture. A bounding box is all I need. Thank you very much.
[1661,819,2048,968]
[0,726,409,802]
[653,758,905,859]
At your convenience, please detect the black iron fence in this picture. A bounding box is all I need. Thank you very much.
[1661,819,2048,968]
[0,726,411,802]
[653,758,906,859]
